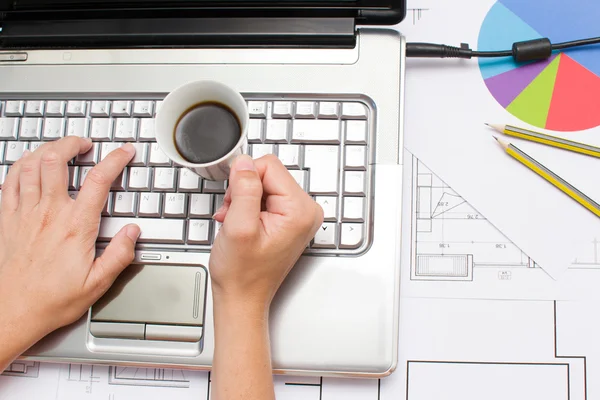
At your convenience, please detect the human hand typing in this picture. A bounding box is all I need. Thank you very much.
[0,137,139,371]
[209,154,323,400]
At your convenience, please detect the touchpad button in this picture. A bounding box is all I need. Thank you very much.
[91,264,207,326]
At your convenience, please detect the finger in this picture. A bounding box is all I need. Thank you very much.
[18,149,42,211]
[1,155,25,213]
[86,224,140,296]
[75,144,135,220]
[253,155,305,196]
[222,155,263,232]
[212,186,231,222]
[40,137,92,200]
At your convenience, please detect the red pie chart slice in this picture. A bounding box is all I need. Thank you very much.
[546,54,600,132]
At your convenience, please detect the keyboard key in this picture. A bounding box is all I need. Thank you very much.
[0,142,5,163]
[90,101,111,117]
[312,223,337,249]
[155,101,163,115]
[138,193,161,217]
[78,166,93,187]
[19,118,43,140]
[102,195,113,217]
[292,120,340,144]
[215,194,225,211]
[340,223,364,249]
[25,101,45,117]
[342,102,368,119]
[189,194,213,218]
[128,167,152,191]
[178,169,201,191]
[272,101,293,118]
[100,143,122,162]
[133,101,154,117]
[111,170,127,191]
[98,218,185,244]
[247,119,264,143]
[345,121,367,144]
[5,101,24,117]
[0,118,19,140]
[277,145,302,169]
[153,168,176,191]
[29,141,43,152]
[66,101,87,117]
[203,180,226,194]
[113,192,137,216]
[68,166,79,190]
[248,101,267,118]
[345,146,367,170]
[288,170,308,191]
[128,143,148,166]
[75,143,99,165]
[344,171,366,196]
[251,144,275,159]
[187,220,211,244]
[45,101,66,117]
[265,120,289,143]
[295,102,317,118]
[213,221,222,241]
[111,101,132,117]
[0,165,8,185]
[315,196,337,221]
[5,142,28,163]
[149,143,171,166]
[164,193,187,218]
[343,197,365,222]
[90,118,113,141]
[138,119,156,141]
[114,118,138,141]
[43,118,66,140]
[66,118,89,138]
[318,102,340,119]
[304,145,339,195]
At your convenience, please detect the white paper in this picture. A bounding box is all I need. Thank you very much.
[395,0,600,279]
[401,149,600,301]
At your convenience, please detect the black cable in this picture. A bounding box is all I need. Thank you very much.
[406,36,600,63]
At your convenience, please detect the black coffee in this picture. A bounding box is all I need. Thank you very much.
[174,102,241,164]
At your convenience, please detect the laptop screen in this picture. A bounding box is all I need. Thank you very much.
[0,1,405,24]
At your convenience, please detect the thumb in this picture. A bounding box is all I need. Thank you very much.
[86,224,140,296]
[224,155,263,230]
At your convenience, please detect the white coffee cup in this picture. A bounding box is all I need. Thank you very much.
[155,80,249,181]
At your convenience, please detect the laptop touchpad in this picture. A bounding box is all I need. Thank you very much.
[90,264,207,342]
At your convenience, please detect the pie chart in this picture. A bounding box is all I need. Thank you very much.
[478,0,600,132]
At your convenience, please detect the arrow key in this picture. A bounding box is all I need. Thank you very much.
[340,223,364,249]
[312,223,337,249]
[315,196,337,221]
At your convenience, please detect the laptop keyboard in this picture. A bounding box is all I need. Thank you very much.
[0,96,372,255]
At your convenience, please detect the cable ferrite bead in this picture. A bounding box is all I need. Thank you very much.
[512,38,552,62]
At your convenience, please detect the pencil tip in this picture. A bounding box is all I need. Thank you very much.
[486,123,504,133]
[493,135,499,141]
[484,123,490,127]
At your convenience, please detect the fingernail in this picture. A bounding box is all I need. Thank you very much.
[22,149,31,158]
[83,137,93,144]
[212,205,225,218]
[121,143,136,156]
[125,225,141,241]
[234,155,256,172]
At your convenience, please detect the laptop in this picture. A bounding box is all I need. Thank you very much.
[0,0,407,377]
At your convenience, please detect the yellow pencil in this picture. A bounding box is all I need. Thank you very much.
[494,136,600,218]
[487,123,600,158]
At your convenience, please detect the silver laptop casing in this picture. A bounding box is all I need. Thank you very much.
[0,28,406,377]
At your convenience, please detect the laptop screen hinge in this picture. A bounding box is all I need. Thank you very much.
[0,17,356,49]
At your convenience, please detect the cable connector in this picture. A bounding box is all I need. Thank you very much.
[405,42,474,59]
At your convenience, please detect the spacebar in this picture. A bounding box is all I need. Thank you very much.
[98,218,185,244]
